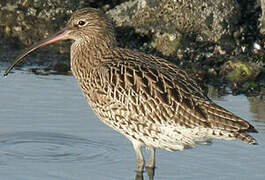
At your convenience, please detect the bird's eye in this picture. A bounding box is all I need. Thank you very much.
[78,20,86,26]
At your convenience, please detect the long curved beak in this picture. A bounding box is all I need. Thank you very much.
[4,27,71,76]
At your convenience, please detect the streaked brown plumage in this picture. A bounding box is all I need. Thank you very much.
[5,8,258,172]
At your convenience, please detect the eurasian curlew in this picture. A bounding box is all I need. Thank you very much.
[4,8,258,172]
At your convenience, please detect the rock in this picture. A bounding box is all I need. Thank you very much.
[0,0,78,47]
[0,0,79,64]
[107,0,241,56]
[53,62,70,73]
[220,60,261,83]
[0,0,125,64]
[259,0,265,34]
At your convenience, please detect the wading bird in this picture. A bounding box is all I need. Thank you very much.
[4,8,258,173]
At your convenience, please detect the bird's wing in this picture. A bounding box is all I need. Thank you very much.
[101,49,256,133]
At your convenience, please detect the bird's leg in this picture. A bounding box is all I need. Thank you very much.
[135,171,144,180]
[146,167,155,180]
[132,141,145,172]
[146,147,156,168]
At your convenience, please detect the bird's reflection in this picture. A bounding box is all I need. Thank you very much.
[135,167,155,180]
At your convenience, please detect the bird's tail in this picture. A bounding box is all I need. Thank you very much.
[234,132,258,145]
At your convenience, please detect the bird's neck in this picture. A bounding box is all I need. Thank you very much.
[70,40,112,81]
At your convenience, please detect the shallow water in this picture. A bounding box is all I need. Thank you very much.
[0,69,264,180]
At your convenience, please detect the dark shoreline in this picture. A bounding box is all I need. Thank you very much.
[1,0,264,96]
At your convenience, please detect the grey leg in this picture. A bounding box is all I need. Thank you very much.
[146,167,155,180]
[135,171,144,180]
[146,147,156,168]
[132,141,145,172]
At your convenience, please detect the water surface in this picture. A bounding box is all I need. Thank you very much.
[0,69,264,180]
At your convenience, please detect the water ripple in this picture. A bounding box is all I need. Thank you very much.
[0,131,118,164]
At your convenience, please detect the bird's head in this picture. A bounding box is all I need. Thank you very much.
[67,8,115,44]
[4,8,115,76]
